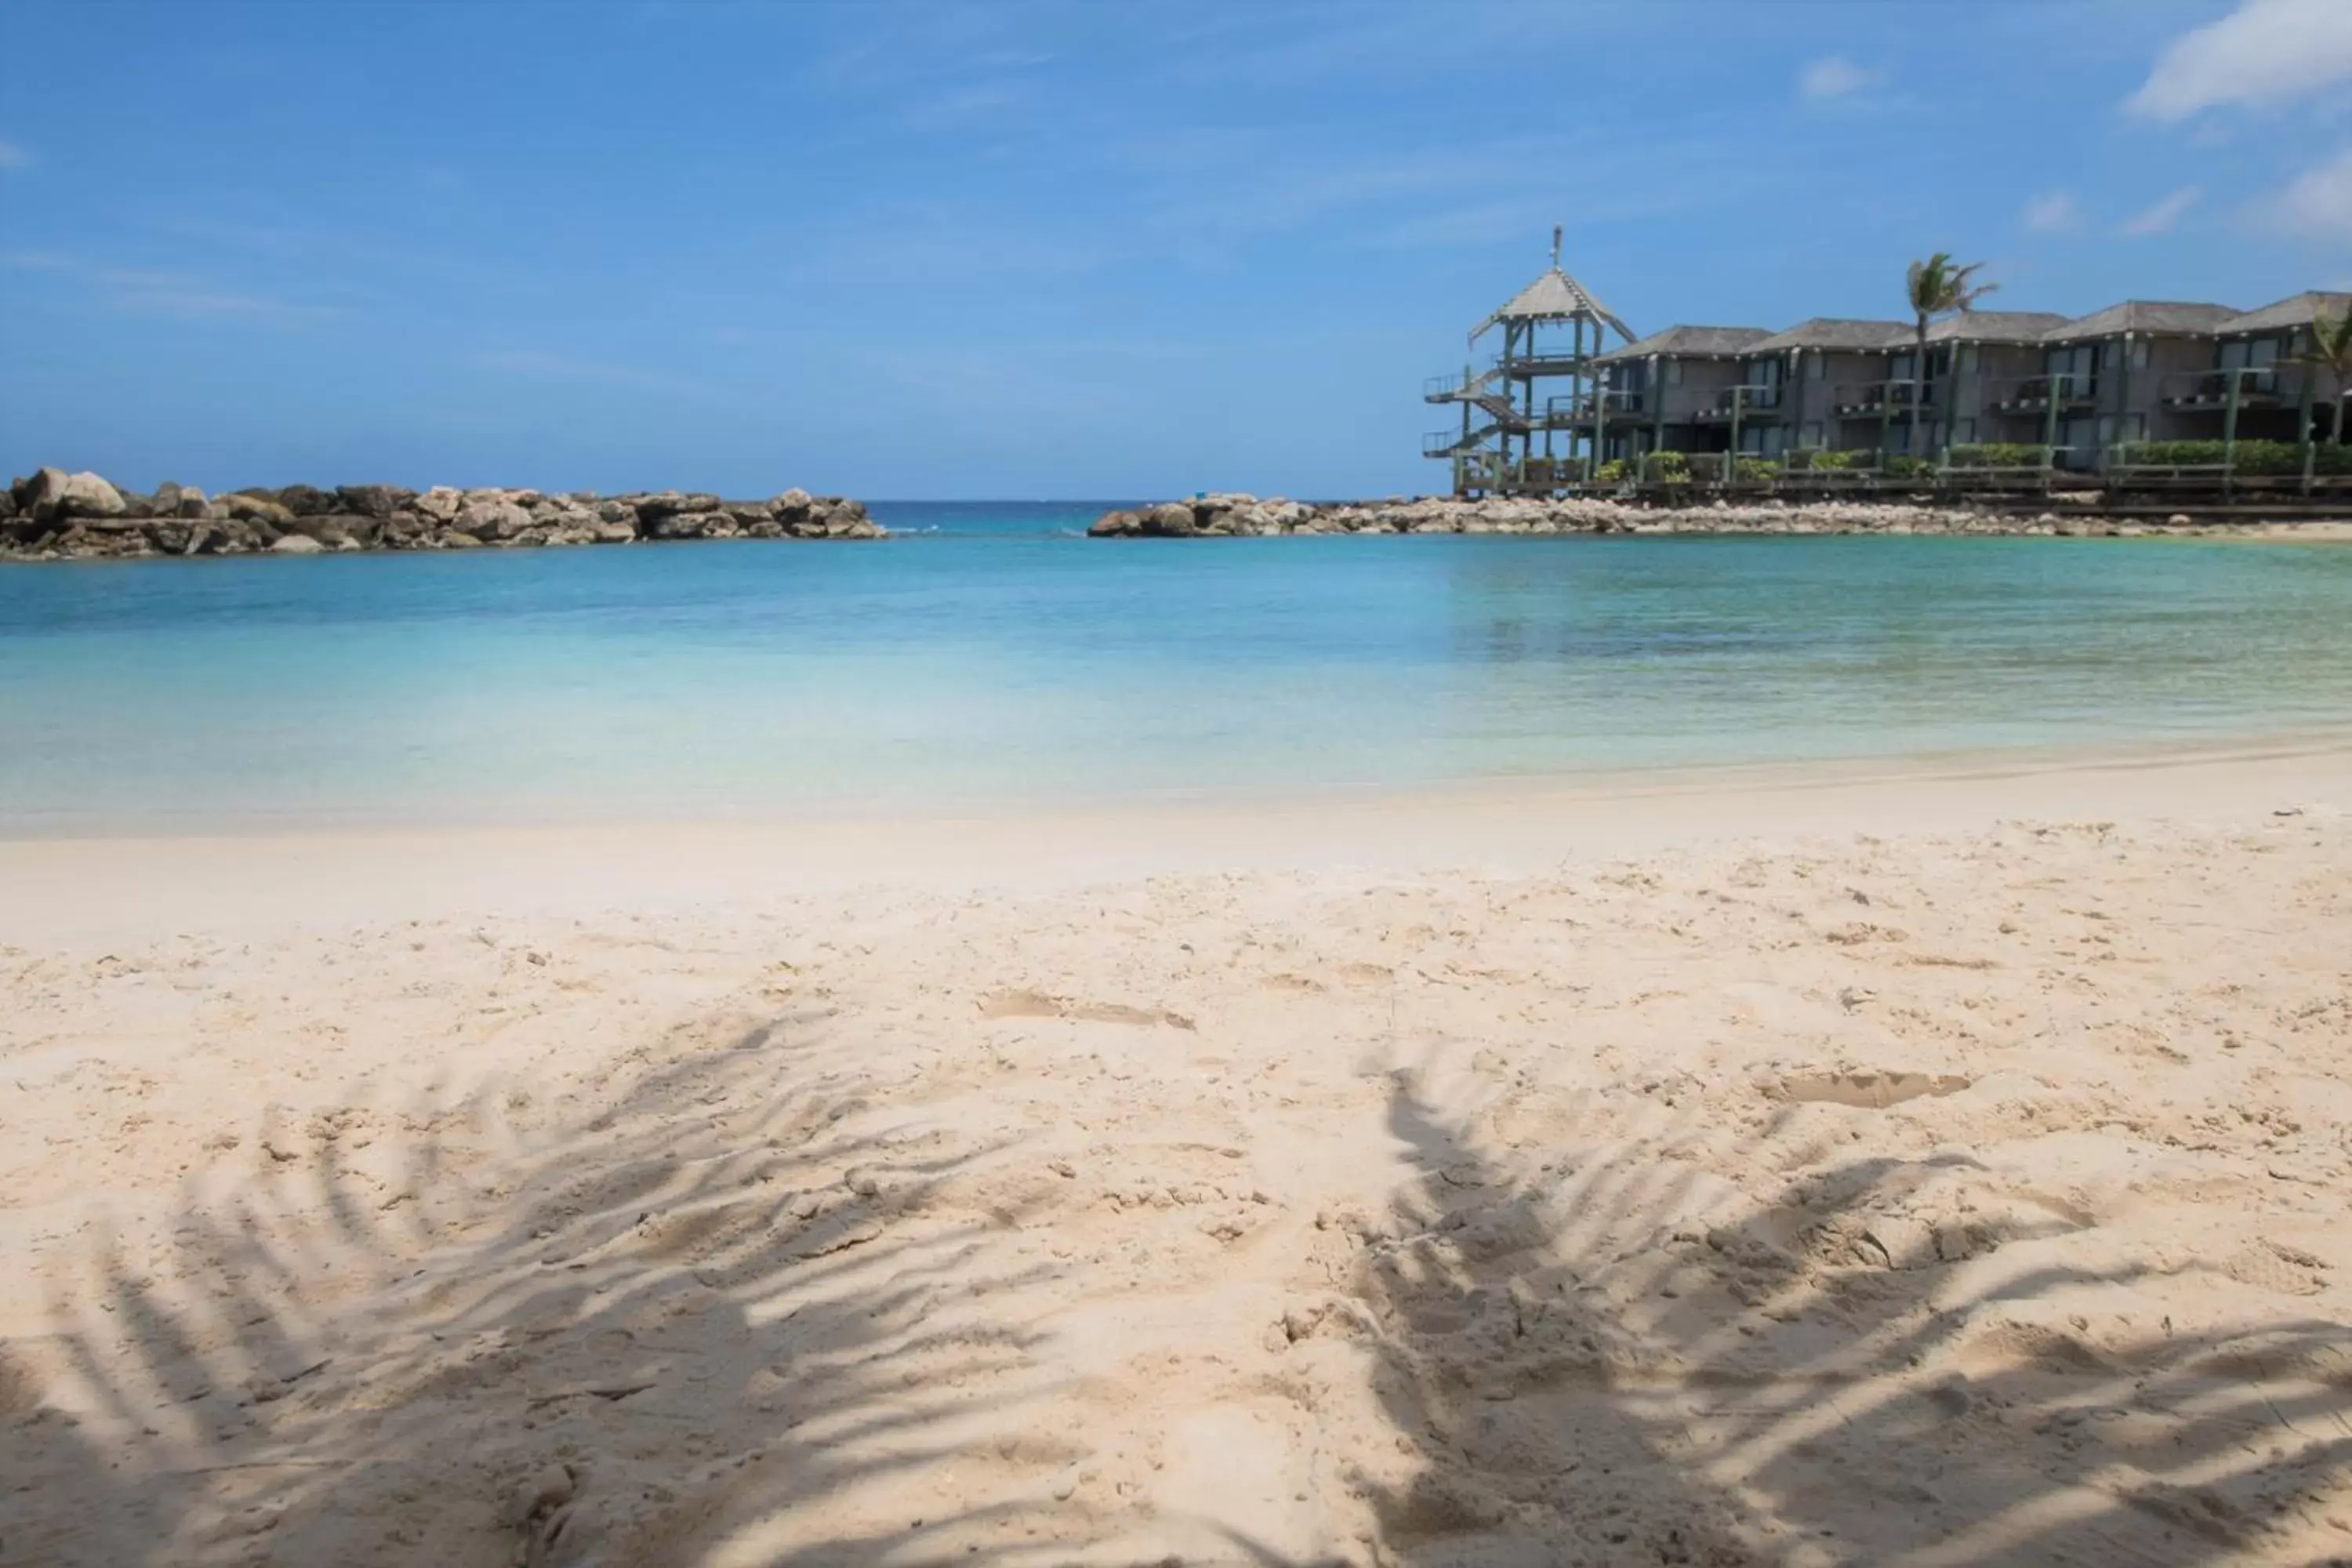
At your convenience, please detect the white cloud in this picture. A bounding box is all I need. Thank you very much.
[2255,144,2352,237]
[1798,56,1876,101]
[2128,0,2352,120]
[0,138,29,171]
[1,249,337,321]
[2121,185,2202,234]
[2021,191,2084,234]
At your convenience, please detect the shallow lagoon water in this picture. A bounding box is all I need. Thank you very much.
[4,502,2350,832]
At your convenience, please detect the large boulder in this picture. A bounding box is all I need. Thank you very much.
[281,514,381,549]
[270,533,327,554]
[273,485,337,517]
[336,484,413,520]
[648,510,732,540]
[1142,502,1198,537]
[1087,510,1142,537]
[455,498,533,542]
[220,492,296,528]
[631,491,721,522]
[409,488,464,524]
[19,467,128,523]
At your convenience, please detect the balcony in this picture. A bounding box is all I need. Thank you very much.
[1829,379,1934,419]
[1690,386,1786,422]
[1986,374,2097,414]
[2160,368,2291,408]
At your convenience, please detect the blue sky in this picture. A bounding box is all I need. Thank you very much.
[4,0,2350,499]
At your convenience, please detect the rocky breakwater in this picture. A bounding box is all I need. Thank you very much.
[1090,494,2171,538]
[1,467,882,561]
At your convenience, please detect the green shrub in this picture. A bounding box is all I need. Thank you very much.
[2118,439,2336,476]
[1642,452,1693,483]
[1786,448,1863,472]
[1884,455,1932,479]
[1733,458,1781,483]
[1594,459,1628,484]
[1946,443,2049,470]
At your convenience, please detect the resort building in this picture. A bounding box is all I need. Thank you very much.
[1424,249,2352,492]
[1591,326,1770,464]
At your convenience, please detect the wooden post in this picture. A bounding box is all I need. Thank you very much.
[2223,366,2243,498]
[1727,386,1743,486]
[2111,332,2132,475]
[2297,332,2318,497]
[1591,325,1607,484]
[1651,354,1666,465]
[1788,348,1806,458]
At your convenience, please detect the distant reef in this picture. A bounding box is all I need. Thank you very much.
[1088,493,2297,539]
[1,468,882,561]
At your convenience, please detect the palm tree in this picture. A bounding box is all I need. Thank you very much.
[2305,305,2352,447]
[1904,253,1998,463]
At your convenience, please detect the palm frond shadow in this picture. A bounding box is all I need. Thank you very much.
[2,1005,1114,1567]
[1338,1064,2352,1565]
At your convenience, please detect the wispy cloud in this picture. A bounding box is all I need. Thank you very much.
[2,250,339,321]
[2020,191,2084,234]
[2121,184,2201,234]
[0,138,29,171]
[2250,144,2352,238]
[2128,0,2352,120]
[474,349,695,393]
[1798,55,1878,102]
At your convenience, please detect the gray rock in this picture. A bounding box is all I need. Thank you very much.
[336,485,412,520]
[648,510,728,540]
[20,468,127,523]
[409,487,464,524]
[274,485,337,517]
[455,499,532,541]
[632,491,721,521]
[269,534,327,555]
[1142,502,1198,537]
[220,492,296,528]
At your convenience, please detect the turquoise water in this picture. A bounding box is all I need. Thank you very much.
[4,502,2351,833]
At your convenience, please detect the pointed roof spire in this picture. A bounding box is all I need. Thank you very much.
[1472,227,1634,344]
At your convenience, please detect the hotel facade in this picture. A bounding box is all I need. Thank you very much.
[1425,245,2350,495]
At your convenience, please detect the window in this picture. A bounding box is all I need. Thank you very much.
[1664,359,1684,387]
[2043,343,2097,397]
[1806,352,1827,381]
[1958,344,1980,374]
[2129,339,2151,370]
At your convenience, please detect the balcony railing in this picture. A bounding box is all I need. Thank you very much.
[2159,367,2290,407]
[1987,373,2098,411]
[1829,379,1934,417]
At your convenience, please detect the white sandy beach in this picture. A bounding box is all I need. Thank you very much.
[4,742,2352,1566]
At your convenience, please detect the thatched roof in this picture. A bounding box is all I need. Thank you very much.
[2042,301,2238,343]
[2215,292,2352,336]
[1744,318,1910,354]
[1474,267,1635,343]
[1593,325,1773,365]
[1923,310,2071,345]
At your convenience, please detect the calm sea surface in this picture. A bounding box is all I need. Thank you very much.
[4,501,2351,833]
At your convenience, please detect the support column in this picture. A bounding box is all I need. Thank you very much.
[2223,368,2243,497]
